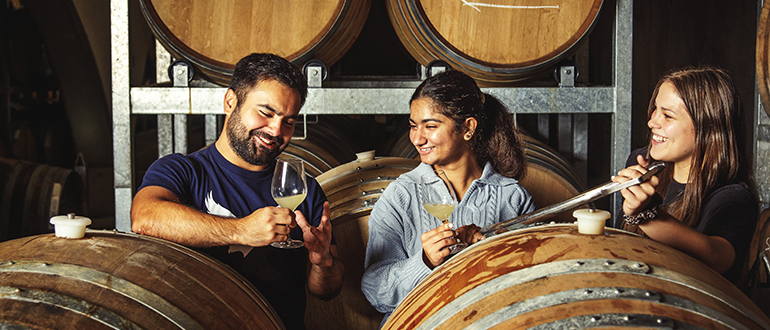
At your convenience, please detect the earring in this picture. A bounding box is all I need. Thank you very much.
[465,132,473,139]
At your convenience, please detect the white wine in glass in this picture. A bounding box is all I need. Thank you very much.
[421,169,467,254]
[274,194,307,211]
[271,158,307,249]
[423,204,455,223]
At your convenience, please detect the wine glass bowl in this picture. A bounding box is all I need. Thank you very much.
[271,158,307,249]
[421,169,467,254]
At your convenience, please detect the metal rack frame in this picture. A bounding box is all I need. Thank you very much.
[110,0,633,232]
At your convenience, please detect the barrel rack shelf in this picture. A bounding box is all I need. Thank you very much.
[110,0,634,232]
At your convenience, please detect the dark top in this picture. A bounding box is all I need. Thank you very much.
[138,145,328,329]
[622,147,757,283]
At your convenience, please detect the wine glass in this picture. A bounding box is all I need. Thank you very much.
[421,169,467,254]
[271,158,307,249]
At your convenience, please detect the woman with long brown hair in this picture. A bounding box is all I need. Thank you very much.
[362,70,535,326]
[614,67,757,284]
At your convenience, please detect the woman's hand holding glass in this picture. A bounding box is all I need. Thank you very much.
[421,223,484,268]
[420,170,467,268]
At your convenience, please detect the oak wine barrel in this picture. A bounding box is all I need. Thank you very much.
[387,0,604,86]
[140,0,371,85]
[305,157,420,330]
[383,224,770,330]
[0,158,83,242]
[0,230,284,329]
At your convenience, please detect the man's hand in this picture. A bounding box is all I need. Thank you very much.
[238,206,297,247]
[297,201,334,268]
[302,201,345,300]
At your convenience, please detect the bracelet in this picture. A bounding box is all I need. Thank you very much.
[623,204,659,226]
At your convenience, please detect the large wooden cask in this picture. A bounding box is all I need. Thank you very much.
[0,231,284,329]
[387,0,603,86]
[383,224,770,329]
[305,157,420,330]
[140,0,371,85]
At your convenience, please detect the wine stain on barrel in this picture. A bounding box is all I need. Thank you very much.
[604,249,623,259]
[646,245,663,253]
[463,309,478,322]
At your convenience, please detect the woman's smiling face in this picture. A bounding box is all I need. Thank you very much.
[648,81,696,173]
[409,98,469,167]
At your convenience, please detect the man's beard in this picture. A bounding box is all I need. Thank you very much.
[226,106,286,166]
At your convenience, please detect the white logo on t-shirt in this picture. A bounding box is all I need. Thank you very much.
[204,191,253,257]
[205,191,235,218]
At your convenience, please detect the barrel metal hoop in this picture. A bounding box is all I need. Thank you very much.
[324,176,401,196]
[528,313,701,330]
[464,287,748,330]
[414,258,769,330]
[318,164,417,186]
[329,189,386,206]
[0,286,141,330]
[342,197,380,213]
[0,260,203,330]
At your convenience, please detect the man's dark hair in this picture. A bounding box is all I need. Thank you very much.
[228,53,308,107]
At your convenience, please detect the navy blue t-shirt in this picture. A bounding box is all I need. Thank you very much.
[138,145,327,329]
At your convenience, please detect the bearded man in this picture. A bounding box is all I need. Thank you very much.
[131,53,344,330]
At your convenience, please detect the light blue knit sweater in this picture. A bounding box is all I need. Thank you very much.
[361,162,536,326]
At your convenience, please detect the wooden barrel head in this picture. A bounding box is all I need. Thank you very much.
[140,0,371,85]
[387,0,604,85]
[0,231,283,329]
[384,225,770,329]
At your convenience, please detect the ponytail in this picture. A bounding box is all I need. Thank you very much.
[473,95,527,179]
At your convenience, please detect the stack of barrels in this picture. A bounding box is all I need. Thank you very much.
[140,0,604,86]
[0,157,83,242]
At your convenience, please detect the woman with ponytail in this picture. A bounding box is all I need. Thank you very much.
[613,67,757,284]
[362,70,535,326]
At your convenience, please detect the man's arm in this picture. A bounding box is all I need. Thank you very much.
[296,201,345,300]
[307,245,345,300]
[131,186,296,247]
